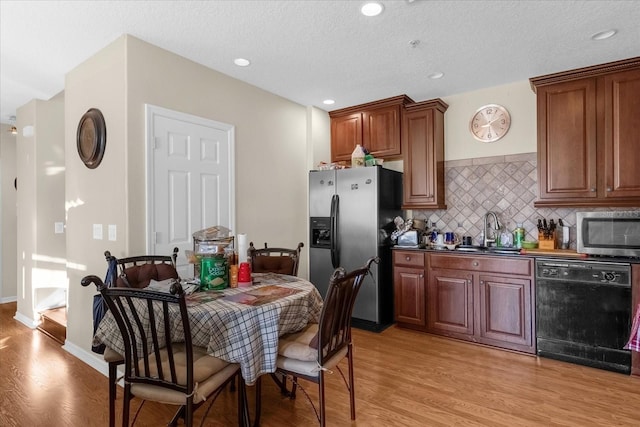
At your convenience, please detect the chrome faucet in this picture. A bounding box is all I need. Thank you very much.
[483,211,501,247]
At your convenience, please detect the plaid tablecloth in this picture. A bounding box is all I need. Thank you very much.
[94,273,323,384]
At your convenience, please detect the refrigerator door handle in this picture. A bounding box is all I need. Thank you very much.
[330,194,339,268]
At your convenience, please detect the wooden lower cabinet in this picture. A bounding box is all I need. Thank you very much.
[427,269,473,335]
[393,251,426,327]
[427,253,535,354]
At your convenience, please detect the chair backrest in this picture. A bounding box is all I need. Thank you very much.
[105,247,179,289]
[248,242,304,276]
[316,257,379,365]
[100,283,195,395]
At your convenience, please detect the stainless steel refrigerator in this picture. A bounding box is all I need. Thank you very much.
[309,167,402,331]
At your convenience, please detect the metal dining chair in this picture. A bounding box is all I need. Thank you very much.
[248,242,304,276]
[82,248,180,427]
[272,256,379,426]
[86,279,244,427]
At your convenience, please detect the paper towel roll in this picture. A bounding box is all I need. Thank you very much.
[237,233,248,263]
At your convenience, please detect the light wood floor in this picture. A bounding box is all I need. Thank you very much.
[1,301,639,426]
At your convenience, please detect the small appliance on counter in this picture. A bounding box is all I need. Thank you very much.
[576,211,640,257]
[396,229,421,247]
[391,217,426,248]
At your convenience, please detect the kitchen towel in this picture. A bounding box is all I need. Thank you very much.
[237,233,248,263]
[624,303,640,352]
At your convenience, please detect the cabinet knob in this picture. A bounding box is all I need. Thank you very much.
[606,186,612,192]
[472,261,479,267]
[419,274,424,278]
[590,188,596,192]
[405,256,411,261]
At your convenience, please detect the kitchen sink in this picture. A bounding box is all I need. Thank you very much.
[455,245,521,255]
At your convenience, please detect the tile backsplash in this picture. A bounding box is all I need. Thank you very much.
[410,152,640,248]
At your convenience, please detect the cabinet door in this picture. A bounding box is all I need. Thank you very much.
[536,78,598,201]
[393,266,425,326]
[363,105,401,158]
[331,113,362,162]
[401,106,445,209]
[603,68,640,199]
[427,269,473,336]
[478,275,533,351]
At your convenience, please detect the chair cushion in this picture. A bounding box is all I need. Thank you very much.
[278,323,319,362]
[253,256,294,275]
[276,346,348,378]
[103,346,123,363]
[131,345,237,404]
[116,263,178,288]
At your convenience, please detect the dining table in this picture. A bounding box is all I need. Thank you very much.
[95,272,323,383]
[93,272,324,425]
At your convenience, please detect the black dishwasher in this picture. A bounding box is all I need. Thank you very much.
[535,258,631,374]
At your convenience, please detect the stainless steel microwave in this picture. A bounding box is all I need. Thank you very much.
[576,211,640,257]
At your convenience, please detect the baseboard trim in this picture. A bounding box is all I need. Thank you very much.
[13,311,38,328]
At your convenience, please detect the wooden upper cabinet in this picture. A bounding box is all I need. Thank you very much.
[603,68,640,199]
[531,56,640,207]
[535,78,598,200]
[331,113,363,161]
[401,99,448,209]
[329,95,413,163]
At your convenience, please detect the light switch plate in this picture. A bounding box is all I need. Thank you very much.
[108,224,117,241]
[93,224,103,240]
[54,222,65,234]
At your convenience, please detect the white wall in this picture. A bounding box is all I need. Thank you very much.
[0,123,17,302]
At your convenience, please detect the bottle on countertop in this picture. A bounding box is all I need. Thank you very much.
[513,222,525,249]
[351,144,365,168]
[498,227,513,248]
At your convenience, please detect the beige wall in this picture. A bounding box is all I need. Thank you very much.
[0,123,17,302]
[14,96,66,324]
[65,35,321,360]
[442,80,537,160]
[64,36,128,350]
[11,33,538,368]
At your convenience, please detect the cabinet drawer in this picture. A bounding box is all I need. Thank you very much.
[429,254,532,276]
[393,251,425,268]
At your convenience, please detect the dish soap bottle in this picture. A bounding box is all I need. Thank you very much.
[498,227,513,248]
[351,144,365,168]
[513,223,525,249]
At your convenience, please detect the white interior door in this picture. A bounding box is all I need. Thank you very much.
[146,105,235,278]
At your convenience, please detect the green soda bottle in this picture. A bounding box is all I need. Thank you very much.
[513,223,525,249]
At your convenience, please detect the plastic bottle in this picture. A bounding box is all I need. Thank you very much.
[351,144,365,168]
[513,223,525,249]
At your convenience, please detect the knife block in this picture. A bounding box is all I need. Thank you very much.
[538,231,556,250]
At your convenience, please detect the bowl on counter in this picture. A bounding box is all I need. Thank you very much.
[521,241,538,249]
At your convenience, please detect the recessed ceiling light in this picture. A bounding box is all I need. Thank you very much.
[428,72,444,79]
[323,99,335,105]
[591,29,617,40]
[361,2,384,17]
[234,58,251,67]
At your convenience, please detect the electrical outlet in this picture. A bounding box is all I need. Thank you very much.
[54,222,64,234]
[93,224,103,240]
[108,224,117,241]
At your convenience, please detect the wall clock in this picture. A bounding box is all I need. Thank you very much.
[469,104,511,143]
[76,108,106,169]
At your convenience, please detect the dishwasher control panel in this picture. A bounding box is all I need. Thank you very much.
[536,259,630,286]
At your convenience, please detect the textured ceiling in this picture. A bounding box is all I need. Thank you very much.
[1,0,640,123]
